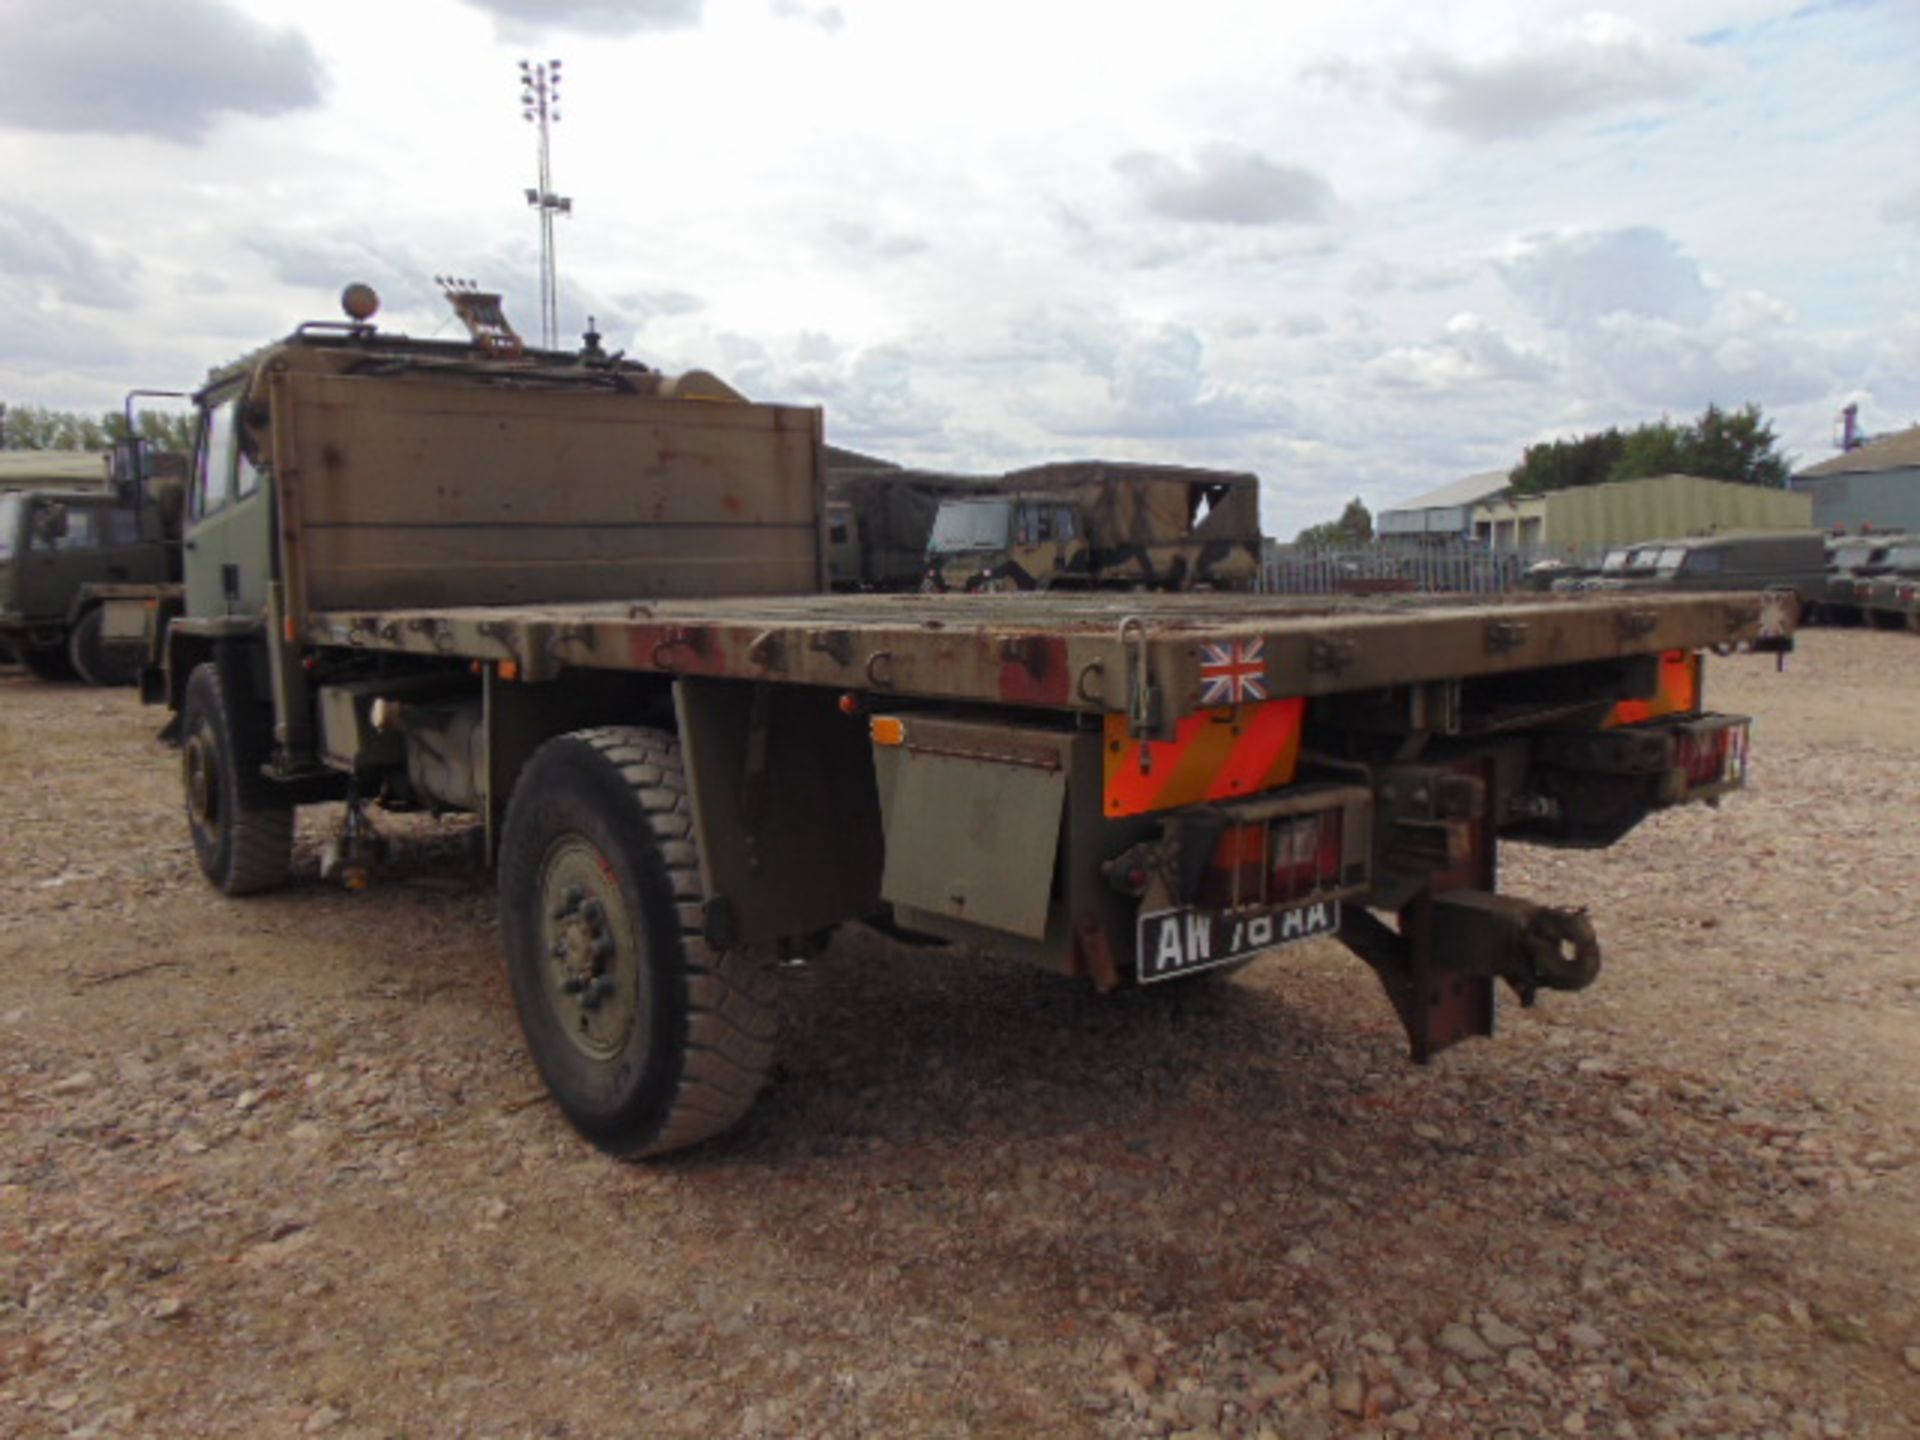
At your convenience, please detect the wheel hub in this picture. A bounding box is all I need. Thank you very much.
[184,734,219,831]
[537,840,641,1060]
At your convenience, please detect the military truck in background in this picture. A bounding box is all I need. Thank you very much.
[1817,533,1906,627]
[0,439,187,684]
[923,461,1263,592]
[824,448,997,590]
[1556,531,1824,627]
[1860,537,1920,632]
[152,283,1786,1161]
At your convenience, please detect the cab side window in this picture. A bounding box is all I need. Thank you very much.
[1054,506,1077,540]
[30,505,98,551]
[193,399,240,520]
[1017,503,1053,544]
[53,509,100,550]
[235,424,264,499]
[1682,549,1723,575]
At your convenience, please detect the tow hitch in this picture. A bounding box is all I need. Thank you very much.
[1425,891,1600,1003]
[1339,890,1602,1061]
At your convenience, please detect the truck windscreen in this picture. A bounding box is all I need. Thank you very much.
[929,500,1011,553]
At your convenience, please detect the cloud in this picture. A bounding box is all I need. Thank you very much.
[771,0,844,33]
[0,0,322,144]
[1885,186,1920,232]
[0,202,138,310]
[701,332,948,441]
[461,0,700,39]
[0,291,133,368]
[1585,310,1833,411]
[1499,227,1713,332]
[1368,313,1553,392]
[244,232,431,294]
[1494,228,1831,415]
[610,287,706,323]
[1312,14,1709,141]
[1346,254,1486,298]
[1010,310,1293,439]
[1114,145,1334,227]
[821,220,928,262]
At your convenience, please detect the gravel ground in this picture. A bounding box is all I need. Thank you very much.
[1,629,1917,1439]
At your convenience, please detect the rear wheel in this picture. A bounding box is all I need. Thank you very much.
[68,607,143,687]
[181,662,294,895]
[498,726,777,1158]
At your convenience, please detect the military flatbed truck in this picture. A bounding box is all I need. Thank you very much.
[155,287,1785,1159]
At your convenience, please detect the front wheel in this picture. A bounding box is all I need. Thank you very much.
[181,662,294,895]
[498,727,777,1158]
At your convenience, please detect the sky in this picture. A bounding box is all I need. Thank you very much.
[0,0,1915,539]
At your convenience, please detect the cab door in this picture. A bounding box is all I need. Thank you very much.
[1010,501,1078,588]
[94,504,165,586]
[20,500,96,621]
[183,391,271,620]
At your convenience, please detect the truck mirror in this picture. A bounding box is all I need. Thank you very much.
[109,437,146,501]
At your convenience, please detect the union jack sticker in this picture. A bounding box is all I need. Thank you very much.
[1198,638,1267,706]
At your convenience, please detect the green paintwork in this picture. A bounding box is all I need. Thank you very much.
[0,489,171,656]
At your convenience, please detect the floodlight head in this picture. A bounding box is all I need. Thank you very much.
[341,282,380,323]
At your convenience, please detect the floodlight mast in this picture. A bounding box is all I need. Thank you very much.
[518,58,571,350]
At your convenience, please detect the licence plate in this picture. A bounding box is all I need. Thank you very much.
[1136,899,1341,984]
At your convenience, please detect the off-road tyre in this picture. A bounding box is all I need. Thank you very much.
[498,726,778,1158]
[181,661,294,895]
[68,607,143,687]
[19,646,76,682]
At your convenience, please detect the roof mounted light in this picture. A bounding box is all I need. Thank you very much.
[341,283,381,323]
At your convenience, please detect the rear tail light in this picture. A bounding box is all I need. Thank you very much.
[1197,823,1268,910]
[1196,807,1346,910]
[1271,809,1343,902]
[1674,723,1748,791]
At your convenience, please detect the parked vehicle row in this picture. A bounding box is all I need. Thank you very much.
[1544,531,1826,619]
[1816,533,1919,631]
[1524,527,1920,634]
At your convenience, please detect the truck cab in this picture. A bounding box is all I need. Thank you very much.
[0,485,168,680]
[924,493,1089,592]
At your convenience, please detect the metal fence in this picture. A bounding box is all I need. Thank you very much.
[1259,546,1544,597]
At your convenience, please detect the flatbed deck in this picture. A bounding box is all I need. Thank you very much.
[305,589,1783,725]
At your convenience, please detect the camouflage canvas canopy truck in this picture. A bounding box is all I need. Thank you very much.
[155,285,1788,1159]
[924,461,1262,593]
[0,443,185,684]
[824,452,998,591]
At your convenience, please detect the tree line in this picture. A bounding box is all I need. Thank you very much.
[1,403,196,456]
[1506,402,1789,495]
[1294,401,1793,544]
